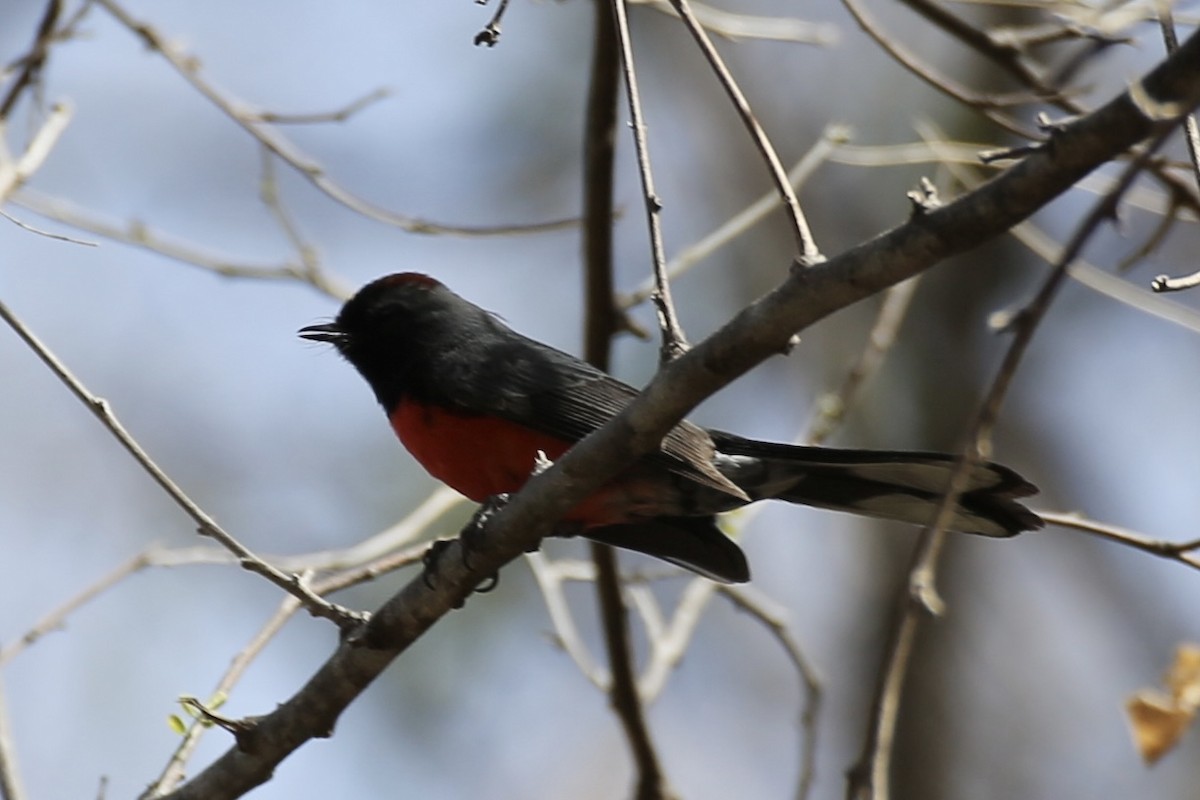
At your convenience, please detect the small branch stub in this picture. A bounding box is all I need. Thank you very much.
[907,177,942,216]
[1151,269,1200,292]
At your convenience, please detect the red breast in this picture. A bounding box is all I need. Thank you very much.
[390,399,636,527]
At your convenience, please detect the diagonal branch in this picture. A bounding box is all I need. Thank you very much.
[612,0,689,358]
[157,30,1200,799]
[0,298,361,630]
[667,0,822,263]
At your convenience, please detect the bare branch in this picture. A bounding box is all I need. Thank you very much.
[146,594,304,797]
[0,675,26,800]
[805,278,921,444]
[12,188,354,300]
[635,578,718,700]
[0,297,362,630]
[913,120,1200,333]
[620,125,849,309]
[525,553,607,687]
[156,33,1200,797]
[0,205,94,245]
[612,0,689,359]
[839,0,1042,138]
[631,0,837,45]
[0,101,71,200]
[582,5,674,793]
[91,0,577,237]
[0,0,61,121]
[1043,511,1200,569]
[848,116,1182,800]
[667,0,822,264]
[718,585,822,800]
[251,87,392,125]
[0,551,149,667]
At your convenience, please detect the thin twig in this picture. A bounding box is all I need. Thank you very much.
[0,551,149,666]
[1,488,462,673]
[252,87,392,124]
[272,486,465,573]
[0,206,94,245]
[912,119,1200,332]
[1157,6,1200,185]
[92,0,576,237]
[805,278,921,444]
[257,145,336,293]
[633,579,718,700]
[0,101,72,200]
[0,298,362,630]
[838,0,1041,138]
[1041,511,1200,569]
[620,125,848,309]
[1152,269,1200,291]
[0,0,61,120]
[1148,4,1200,294]
[667,0,821,264]
[144,593,304,797]
[612,0,689,360]
[847,121,1182,800]
[0,675,26,800]
[898,0,1081,111]
[719,585,822,800]
[585,4,673,795]
[12,188,353,300]
[525,553,607,687]
[631,0,837,45]
[474,0,512,46]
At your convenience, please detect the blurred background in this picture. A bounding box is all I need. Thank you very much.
[3,0,1200,797]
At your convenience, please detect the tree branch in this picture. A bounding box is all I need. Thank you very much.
[848,115,1183,800]
[157,31,1200,798]
[583,3,674,794]
[613,0,689,358]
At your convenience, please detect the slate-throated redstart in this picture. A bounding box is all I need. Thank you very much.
[300,273,1041,583]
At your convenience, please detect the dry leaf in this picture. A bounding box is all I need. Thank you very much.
[1126,644,1200,764]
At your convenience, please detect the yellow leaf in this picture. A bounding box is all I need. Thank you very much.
[1165,644,1200,710]
[1126,644,1200,764]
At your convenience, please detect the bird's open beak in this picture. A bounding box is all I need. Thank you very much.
[298,323,346,344]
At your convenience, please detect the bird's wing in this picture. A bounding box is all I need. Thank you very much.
[462,331,745,499]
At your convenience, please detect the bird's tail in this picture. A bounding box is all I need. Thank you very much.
[710,431,1043,537]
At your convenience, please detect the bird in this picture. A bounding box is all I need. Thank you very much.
[300,272,1042,583]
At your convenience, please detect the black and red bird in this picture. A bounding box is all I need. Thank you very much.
[300,273,1042,583]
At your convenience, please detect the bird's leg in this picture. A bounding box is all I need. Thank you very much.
[419,492,508,596]
[460,492,509,592]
